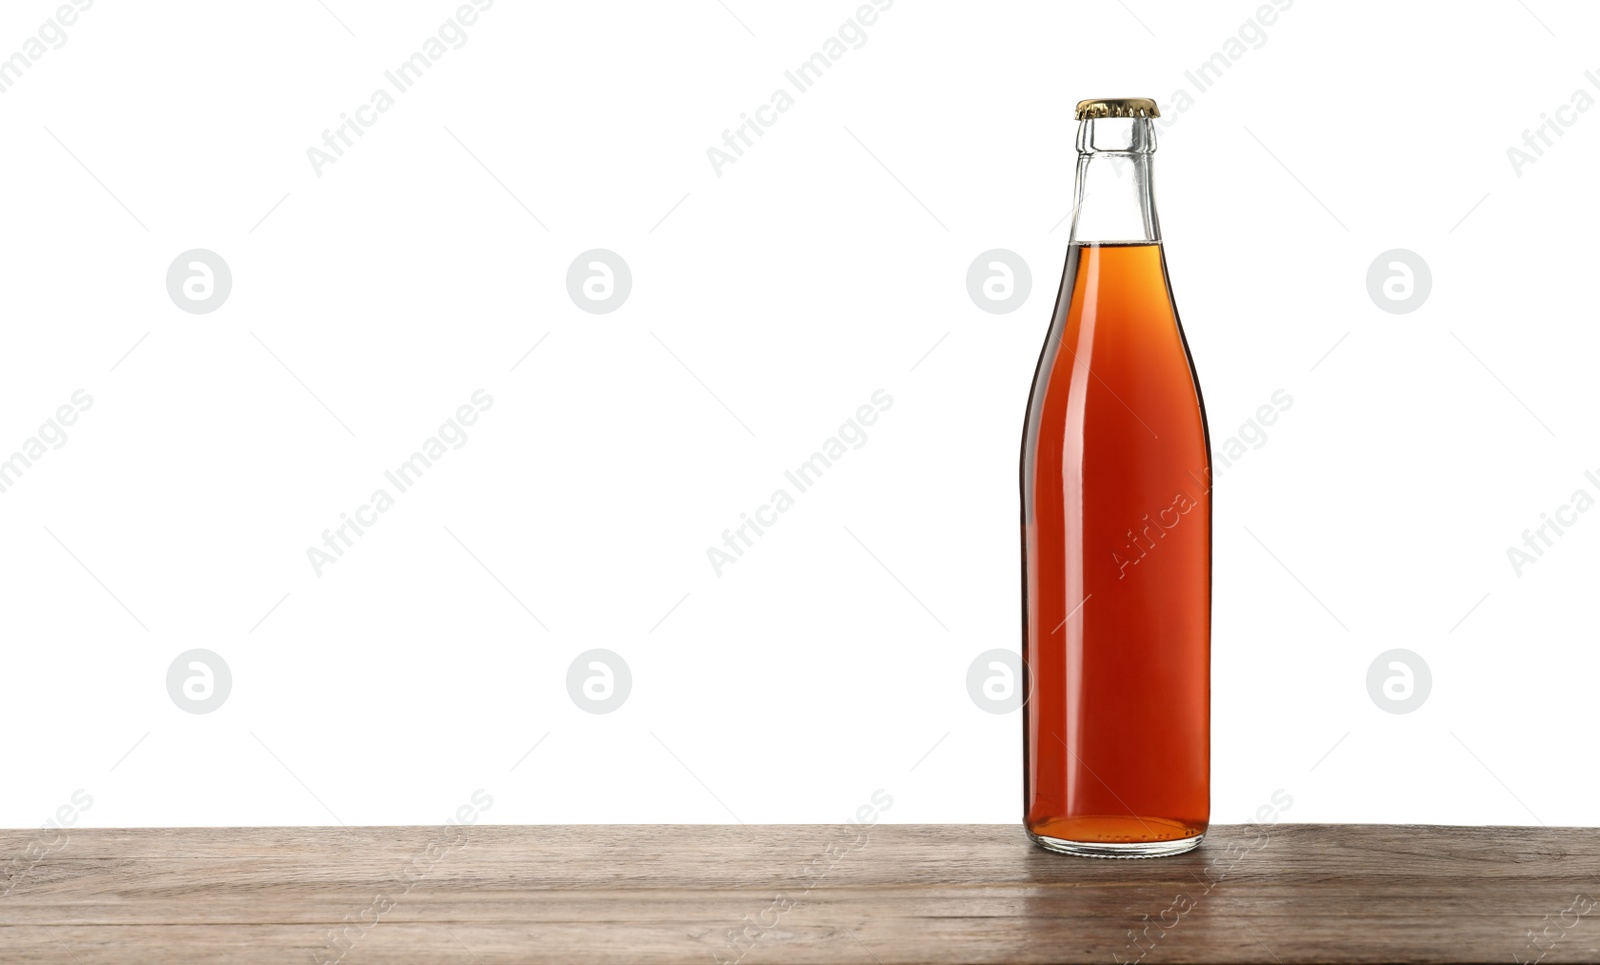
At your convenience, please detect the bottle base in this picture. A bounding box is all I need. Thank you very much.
[1026,827,1205,859]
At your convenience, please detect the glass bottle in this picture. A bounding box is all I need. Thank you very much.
[1020,97,1211,857]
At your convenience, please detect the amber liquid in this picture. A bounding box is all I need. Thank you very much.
[1020,242,1210,848]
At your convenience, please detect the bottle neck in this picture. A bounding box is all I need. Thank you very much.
[1067,117,1161,245]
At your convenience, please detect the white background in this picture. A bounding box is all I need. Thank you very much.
[1,0,1596,829]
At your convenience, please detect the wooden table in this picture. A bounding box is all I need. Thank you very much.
[1,824,1596,963]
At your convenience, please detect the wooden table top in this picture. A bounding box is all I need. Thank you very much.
[1,824,1596,963]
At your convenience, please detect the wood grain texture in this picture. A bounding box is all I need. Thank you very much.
[1,824,1597,963]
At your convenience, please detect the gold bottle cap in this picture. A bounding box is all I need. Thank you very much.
[1074,97,1160,120]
